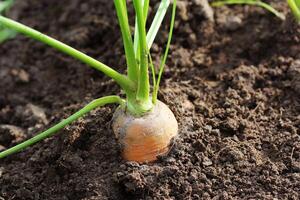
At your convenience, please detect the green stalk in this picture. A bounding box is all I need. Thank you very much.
[143,0,150,25]
[212,0,285,20]
[295,0,300,9]
[133,0,151,108]
[148,52,156,91]
[114,0,139,82]
[0,16,135,92]
[287,0,300,22]
[134,0,171,56]
[146,0,170,50]
[0,96,125,159]
[134,0,149,56]
[153,0,177,103]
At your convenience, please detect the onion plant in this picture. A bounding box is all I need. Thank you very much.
[0,0,16,43]
[0,0,178,163]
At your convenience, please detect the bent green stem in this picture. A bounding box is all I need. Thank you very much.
[0,96,125,159]
[212,0,285,20]
[0,16,135,92]
[153,0,177,103]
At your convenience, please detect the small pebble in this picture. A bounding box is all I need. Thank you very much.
[194,0,214,22]
[203,157,213,166]
[26,104,48,125]
[0,124,25,143]
[11,69,30,83]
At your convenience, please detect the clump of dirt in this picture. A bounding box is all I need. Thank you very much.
[0,0,299,199]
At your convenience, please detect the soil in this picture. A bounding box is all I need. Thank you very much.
[0,0,300,199]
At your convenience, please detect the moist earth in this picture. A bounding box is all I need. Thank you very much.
[0,0,300,199]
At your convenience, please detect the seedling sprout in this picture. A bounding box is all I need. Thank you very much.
[0,0,178,163]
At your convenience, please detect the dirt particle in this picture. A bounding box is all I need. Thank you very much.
[15,104,48,126]
[0,167,3,178]
[288,59,300,95]
[223,15,243,31]
[219,147,244,163]
[291,161,300,172]
[0,125,25,146]
[193,0,214,22]
[202,157,213,166]
[10,68,30,83]
[177,1,189,21]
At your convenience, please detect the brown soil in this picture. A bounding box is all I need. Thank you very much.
[1,0,300,199]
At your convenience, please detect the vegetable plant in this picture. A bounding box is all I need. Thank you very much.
[0,0,16,43]
[0,0,178,163]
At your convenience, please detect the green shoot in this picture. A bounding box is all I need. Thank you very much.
[148,52,156,91]
[287,0,300,22]
[134,0,149,56]
[114,0,139,83]
[0,96,125,159]
[153,0,177,103]
[133,0,151,107]
[212,0,285,20]
[0,0,16,43]
[146,0,170,50]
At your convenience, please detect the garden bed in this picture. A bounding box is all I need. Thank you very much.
[0,0,300,199]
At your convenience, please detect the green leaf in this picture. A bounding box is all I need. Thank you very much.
[147,0,170,50]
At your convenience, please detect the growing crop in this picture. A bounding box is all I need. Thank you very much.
[0,0,178,163]
[211,0,285,20]
[0,0,16,43]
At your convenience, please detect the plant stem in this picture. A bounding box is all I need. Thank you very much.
[114,0,139,83]
[295,0,300,9]
[147,0,170,50]
[134,0,149,57]
[153,0,177,103]
[0,96,125,159]
[0,16,135,92]
[133,0,151,106]
[148,52,156,92]
[287,0,300,22]
[212,0,285,20]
